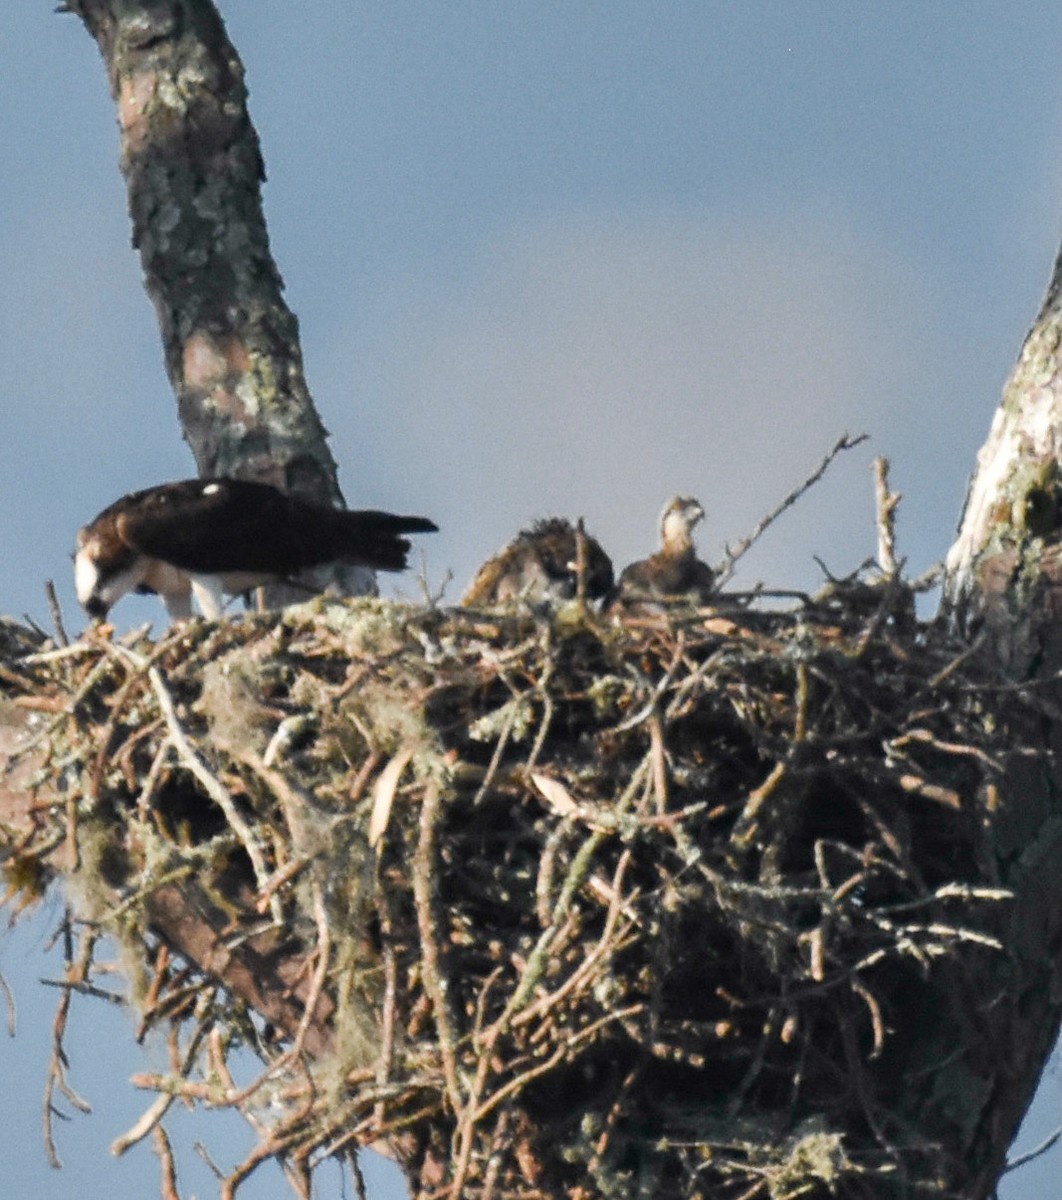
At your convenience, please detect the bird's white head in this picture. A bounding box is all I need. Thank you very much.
[74,533,144,620]
[660,496,705,549]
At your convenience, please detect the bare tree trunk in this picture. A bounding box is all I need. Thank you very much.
[67,0,338,498]
[65,0,373,598]
[944,246,1062,655]
[934,250,1062,1197]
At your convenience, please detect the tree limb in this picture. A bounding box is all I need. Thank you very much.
[64,0,373,599]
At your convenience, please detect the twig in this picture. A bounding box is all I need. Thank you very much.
[349,1150,370,1200]
[717,433,868,585]
[503,828,609,1019]
[412,781,463,1113]
[372,857,399,1130]
[730,761,787,849]
[575,518,589,607]
[535,818,572,927]
[255,854,313,913]
[726,1007,779,1118]
[115,1095,176,1159]
[513,849,635,1028]
[472,696,522,807]
[112,1009,213,1155]
[39,976,124,1004]
[1005,1126,1062,1172]
[731,1178,768,1200]
[473,1003,645,1124]
[220,1121,312,1200]
[850,979,885,1058]
[44,580,70,647]
[42,918,95,1169]
[148,667,282,924]
[153,1125,182,1200]
[480,1105,511,1200]
[648,709,669,814]
[525,660,555,774]
[873,456,901,577]
[194,1141,225,1180]
[212,879,331,1115]
[0,966,15,1036]
[587,1065,642,1176]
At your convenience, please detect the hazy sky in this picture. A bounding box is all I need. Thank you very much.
[1,4,1059,1197]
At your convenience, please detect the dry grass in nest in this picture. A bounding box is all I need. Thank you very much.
[0,572,1034,1198]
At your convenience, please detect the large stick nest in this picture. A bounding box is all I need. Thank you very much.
[0,574,1037,1198]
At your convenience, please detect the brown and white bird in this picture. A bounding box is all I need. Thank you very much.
[74,477,438,621]
[462,517,614,607]
[613,495,714,606]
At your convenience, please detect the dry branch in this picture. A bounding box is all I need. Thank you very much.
[2,576,1058,1198]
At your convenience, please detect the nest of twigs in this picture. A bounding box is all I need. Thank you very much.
[0,571,1034,1198]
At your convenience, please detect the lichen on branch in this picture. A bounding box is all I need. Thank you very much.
[66,0,346,507]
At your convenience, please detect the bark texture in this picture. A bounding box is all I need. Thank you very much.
[936,250,1062,1196]
[945,247,1062,645]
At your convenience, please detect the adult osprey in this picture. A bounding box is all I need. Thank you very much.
[74,477,438,620]
[462,517,614,607]
[613,495,714,606]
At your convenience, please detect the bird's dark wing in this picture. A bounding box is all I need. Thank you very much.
[616,551,714,603]
[532,521,614,600]
[582,537,615,599]
[686,559,716,598]
[616,557,658,593]
[331,509,439,571]
[462,547,516,605]
[115,479,436,575]
[463,518,613,605]
[113,480,300,573]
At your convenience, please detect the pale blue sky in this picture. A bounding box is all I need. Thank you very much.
[1,4,1059,1197]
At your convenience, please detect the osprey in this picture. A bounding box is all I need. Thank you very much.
[613,495,714,606]
[74,477,438,620]
[462,517,614,607]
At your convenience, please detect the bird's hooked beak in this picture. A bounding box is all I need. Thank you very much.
[83,595,109,620]
[684,500,705,528]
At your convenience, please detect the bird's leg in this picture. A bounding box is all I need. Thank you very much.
[163,589,194,621]
[189,575,225,620]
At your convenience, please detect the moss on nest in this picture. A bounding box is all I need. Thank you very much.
[0,580,1037,1198]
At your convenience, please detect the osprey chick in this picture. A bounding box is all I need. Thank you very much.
[462,517,614,607]
[613,495,714,606]
[75,478,437,621]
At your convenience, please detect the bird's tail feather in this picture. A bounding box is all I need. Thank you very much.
[331,509,438,571]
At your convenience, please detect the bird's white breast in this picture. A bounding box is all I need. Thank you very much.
[74,545,101,607]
